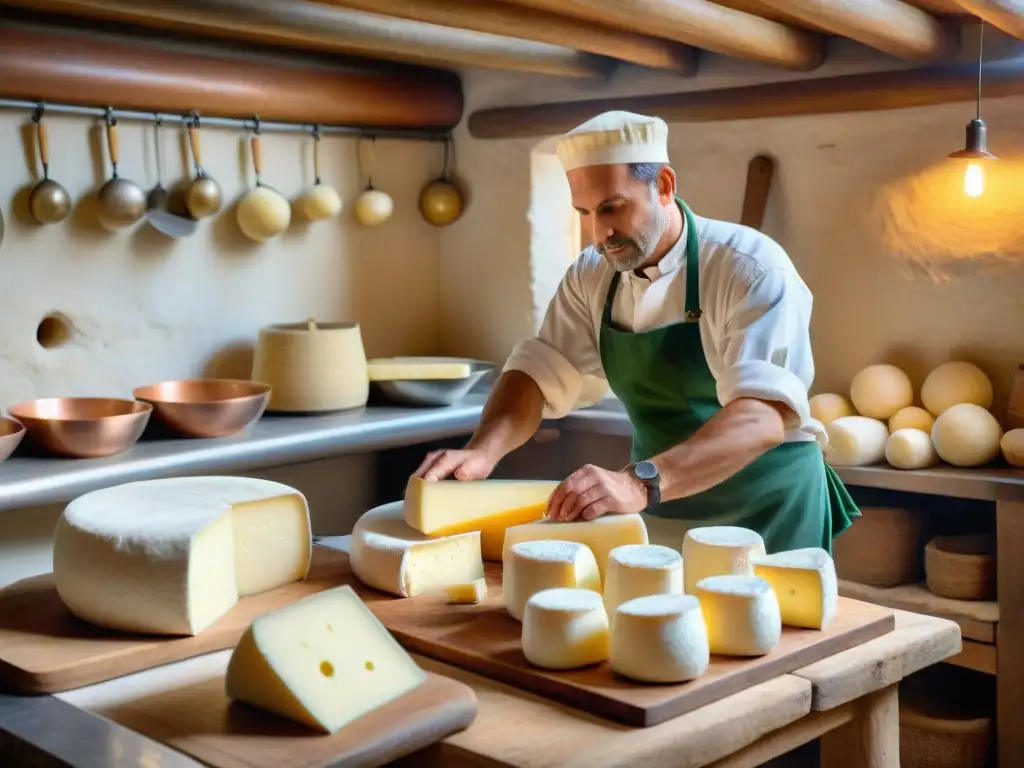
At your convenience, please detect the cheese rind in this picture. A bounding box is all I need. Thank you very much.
[610,593,710,683]
[681,526,765,595]
[350,502,483,598]
[694,575,781,656]
[225,585,426,734]
[446,577,488,605]
[52,476,312,636]
[603,544,683,616]
[502,514,649,580]
[503,540,601,622]
[752,548,838,630]
[405,477,557,560]
[522,587,609,670]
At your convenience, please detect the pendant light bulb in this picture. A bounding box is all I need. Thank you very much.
[964,160,985,198]
[946,20,995,197]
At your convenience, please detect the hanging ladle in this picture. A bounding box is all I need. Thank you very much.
[28,105,70,225]
[145,116,197,238]
[418,133,465,227]
[184,113,222,219]
[96,108,146,231]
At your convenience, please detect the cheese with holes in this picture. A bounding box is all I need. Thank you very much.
[603,544,683,616]
[225,585,426,733]
[52,476,312,636]
[752,548,838,630]
[502,514,649,580]
[405,477,558,560]
[503,540,601,622]
[446,577,488,604]
[367,357,473,381]
[350,502,483,598]
[610,593,709,683]
[522,587,609,670]
[694,575,781,656]
[681,526,765,595]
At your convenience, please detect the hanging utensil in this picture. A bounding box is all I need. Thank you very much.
[145,116,198,239]
[96,109,146,231]
[184,114,222,219]
[296,125,342,222]
[236,117,290,241]
[146,116,168,211]
[28,105,70,225]
[418,134,464,227]
[353,136,393,227]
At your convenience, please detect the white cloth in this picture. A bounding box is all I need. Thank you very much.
[556,111,669,171]
[503,211,825,445]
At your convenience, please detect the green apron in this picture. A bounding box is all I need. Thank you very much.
[598,199,859,555]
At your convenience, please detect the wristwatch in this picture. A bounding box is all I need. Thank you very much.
[629,460,661,509]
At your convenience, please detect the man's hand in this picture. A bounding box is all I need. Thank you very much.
[546,464,647,522]
[413,449,497,482]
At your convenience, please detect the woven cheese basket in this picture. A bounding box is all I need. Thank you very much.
[833,506,927,587]
[899,666,993,768]
[924,534,996,601]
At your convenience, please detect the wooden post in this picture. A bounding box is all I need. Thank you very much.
[996,500,1023,768]
[819,684,900,768]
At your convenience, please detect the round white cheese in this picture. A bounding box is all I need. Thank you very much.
[888,406,935,434]
[609,593,709,683]
[849,364,914,420]
[921,361,993,416]
[824,416,889,466]
[931,403,1003,467]
[885,428,938,470]
[603,544,683,616]
[350,502,483,598]
[521,587,609,670]
[681,526,766,595]
[694,574,782,657]
[503,540,601,622]
[809,393,854,425]
[53,476,312,636]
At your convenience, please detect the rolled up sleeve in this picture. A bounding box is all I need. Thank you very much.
[715,267,815,430]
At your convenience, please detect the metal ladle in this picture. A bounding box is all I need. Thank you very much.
[184,114,222,219]
[96,109,146,231]
[28,106,70,225]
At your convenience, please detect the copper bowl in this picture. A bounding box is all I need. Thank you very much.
[7,398,152,458]
[0,417,26,463]
[132,378,271,438]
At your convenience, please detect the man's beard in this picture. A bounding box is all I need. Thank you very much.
[598,204,668,272]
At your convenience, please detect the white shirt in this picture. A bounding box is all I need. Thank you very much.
[503,211,824,444]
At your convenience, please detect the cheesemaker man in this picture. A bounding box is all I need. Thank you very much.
[414,111,860,554]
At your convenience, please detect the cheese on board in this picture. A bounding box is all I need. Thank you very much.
[681,526,766,595]
[446,577,488,605]
[366,357,473,381]
[502,514,649,580]
[350,502,483,598]
[405,477,558,560]
[521,587,609,670]
[694,575,782,657]
[752,548,838,630]
[503,540,601,622]
[603,544,683,616]
[609,593,709,683]
[225,585,426,733]
[52,476,311,636]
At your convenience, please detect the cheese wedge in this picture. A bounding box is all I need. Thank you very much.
[603,544,684,616]
[522,587,609,670]
[445,577,488,605]
[350,502,483,597]
[367,357,472,381]
[503,540,601,622]
[405,477,557,560]
[694,575,781,657]
[682,526,766,595]
[225,585,426,733]
[610,593,709,683]
[752,547,838,630]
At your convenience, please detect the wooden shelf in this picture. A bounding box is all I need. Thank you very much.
[834,464,1024,502]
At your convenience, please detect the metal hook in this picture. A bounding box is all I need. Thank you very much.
[252,114,261,135]
[105,106,116,127]
[154,112,162,128]
[190,110,201,129]
[32,102,44,124]
[312,124,321,140]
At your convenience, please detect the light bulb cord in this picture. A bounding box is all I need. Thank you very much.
[977,20,985,121]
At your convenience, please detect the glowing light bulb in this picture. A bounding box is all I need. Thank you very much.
[964,161,985,198]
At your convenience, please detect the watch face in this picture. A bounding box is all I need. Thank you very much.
[634,460,659,481]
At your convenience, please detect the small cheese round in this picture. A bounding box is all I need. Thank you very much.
[752,548,837,630]
[885,428,938,470]
[849,364,914,420]
[603,544,683,616]
[824,416,889,467]
[931,403,1003,467]
[921,361,993,416]
[809,393,855,425]
[1001,428,1024,468]
[522,587,609,670]
[682,526,765,595]
[503,540,601,622]
[694,575,782,657]
[610,593,709,683]
[889,406,935,434]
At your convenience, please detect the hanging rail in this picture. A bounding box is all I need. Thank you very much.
[0,97,452,141]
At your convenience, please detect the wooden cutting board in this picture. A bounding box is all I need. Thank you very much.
[351,560,896,728]
[0,546,350,693]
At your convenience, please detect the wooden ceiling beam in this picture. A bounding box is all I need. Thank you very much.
[950,1,1024,39]
[0,0,616,79]
[754,0,959,60]
[493,0,826,71]
[312,0,697,73]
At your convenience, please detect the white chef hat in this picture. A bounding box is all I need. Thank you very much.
[556,111,669,172]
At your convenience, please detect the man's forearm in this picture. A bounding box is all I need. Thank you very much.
[650,398,789,501]
[465,370,546,463]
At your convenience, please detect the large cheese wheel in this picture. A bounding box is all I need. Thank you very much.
[849,364,914,420]
[809,393,855,425]
[931,403,1003,467]
[889,406,935,434]
[885,428,938,470]
[921,362,993,416]
[824,416,889,466]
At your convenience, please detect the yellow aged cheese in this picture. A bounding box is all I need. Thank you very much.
[503,540,601,622]
[405,477,557,561]
[521,587,609,670]
[367,357,473,381]
[225,585,426,733]
[694,575,781,657]
[681,526,765,595]
[752,547,838,630]
[445,577,488,605]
